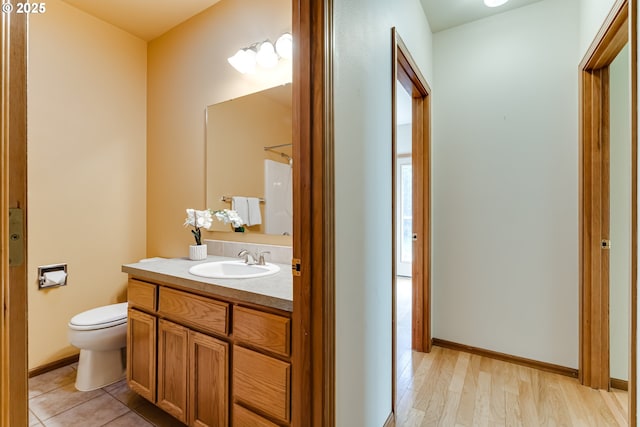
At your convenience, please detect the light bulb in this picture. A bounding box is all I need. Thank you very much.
[484,0,509,7]
[256,41,278,68]
[227,48,256,74]
[275,33,293,60]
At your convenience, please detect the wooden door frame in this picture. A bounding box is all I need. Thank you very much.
[1,2,28,426]
[0,1,334,426]
[579,0,637,422]
[391,27,431,413]
[292,0,334,426]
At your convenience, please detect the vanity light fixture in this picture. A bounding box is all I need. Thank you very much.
[228,33,293,74]
[484,0,509,6]
[256,41,279,68]
[275,33,293,60]
[227,47,257,74]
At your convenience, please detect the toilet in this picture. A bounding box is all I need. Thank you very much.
[68,302,128,391]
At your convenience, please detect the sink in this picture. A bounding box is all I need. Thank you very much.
[188,260,280,279]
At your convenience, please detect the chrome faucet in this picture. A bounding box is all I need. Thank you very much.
[257,251,271,266]
[238,249,257,265]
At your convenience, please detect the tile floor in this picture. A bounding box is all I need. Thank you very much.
[29,363,186,427]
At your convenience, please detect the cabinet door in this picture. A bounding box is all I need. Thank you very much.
[157,319,188,423]
[127,308,156,402]
[189,330,228,427]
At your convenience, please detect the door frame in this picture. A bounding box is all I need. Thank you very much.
[292,0,334,426]
[391,27,431,412]
[1,2,29,426]
[579,0,637,422]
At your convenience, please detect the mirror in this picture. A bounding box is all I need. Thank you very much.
[206,84,292,236]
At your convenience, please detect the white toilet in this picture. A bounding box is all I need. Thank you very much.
[68,302,128,391]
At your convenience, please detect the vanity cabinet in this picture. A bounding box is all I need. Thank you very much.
[126,276,291,427]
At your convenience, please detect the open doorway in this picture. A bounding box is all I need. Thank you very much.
[609,42,631,395]
[395,80,414,393]
[391,27,431,414]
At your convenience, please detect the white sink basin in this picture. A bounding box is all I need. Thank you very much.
[188,260,280,279]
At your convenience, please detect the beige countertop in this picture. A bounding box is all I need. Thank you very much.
[122,256,293,312]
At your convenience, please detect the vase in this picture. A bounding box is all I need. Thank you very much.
[189,244,207,261]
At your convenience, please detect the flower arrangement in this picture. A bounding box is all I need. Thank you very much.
[213,209,244,229]
[184,209,213,246]
[184,208,245,245]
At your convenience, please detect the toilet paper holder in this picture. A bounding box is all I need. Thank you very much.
[38,263,68,289]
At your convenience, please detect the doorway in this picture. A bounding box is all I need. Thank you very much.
[579,0,637,424]
[391,27,431,413]
[395,80,414,402]
[609,42,631,393]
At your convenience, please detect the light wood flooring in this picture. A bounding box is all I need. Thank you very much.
[394,277,629,427]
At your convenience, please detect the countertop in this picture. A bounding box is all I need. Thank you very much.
[122,256,293,312]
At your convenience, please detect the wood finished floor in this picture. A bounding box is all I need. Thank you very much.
[394,277,629,427]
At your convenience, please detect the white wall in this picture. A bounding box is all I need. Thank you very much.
[578,0,617,58]
[397,124,412,155]
[432,0,579,368]
[609,43,631,382]
[333,0,432,424]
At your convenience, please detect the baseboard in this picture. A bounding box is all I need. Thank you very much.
[383,412,395,427]
[432,338,579,379]
[28,353,79,378]
[611,378,629,391]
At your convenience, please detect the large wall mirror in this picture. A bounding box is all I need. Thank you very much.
[206,83,292,236]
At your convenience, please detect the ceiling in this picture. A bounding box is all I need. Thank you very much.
[61,0,221,41]
[420,0,543,33]
[60,0,544,43]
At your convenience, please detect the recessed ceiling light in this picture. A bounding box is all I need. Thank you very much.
[484,0,509,7]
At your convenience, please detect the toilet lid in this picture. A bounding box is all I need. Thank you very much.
[69,302,128,331]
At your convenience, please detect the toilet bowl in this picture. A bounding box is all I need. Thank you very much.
[68,302,128,391]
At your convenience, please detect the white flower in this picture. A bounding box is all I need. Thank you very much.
[184,209,213,229]
[184,209,214,245]
[214,209,244,228]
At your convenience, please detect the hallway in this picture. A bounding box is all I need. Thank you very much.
[395,278,628,426]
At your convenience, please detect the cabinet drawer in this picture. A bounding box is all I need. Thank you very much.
[128,279,156,311]
[233,404,279,427]
[233,306,290,357]
[158,287,228,336]
[233,346,290,422]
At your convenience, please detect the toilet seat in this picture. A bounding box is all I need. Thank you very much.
[69,302,128,331]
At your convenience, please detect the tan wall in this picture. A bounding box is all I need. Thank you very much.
[27,0,147,369]
[147,0,292,257]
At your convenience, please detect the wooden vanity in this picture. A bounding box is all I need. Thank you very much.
[123,257,292,427]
